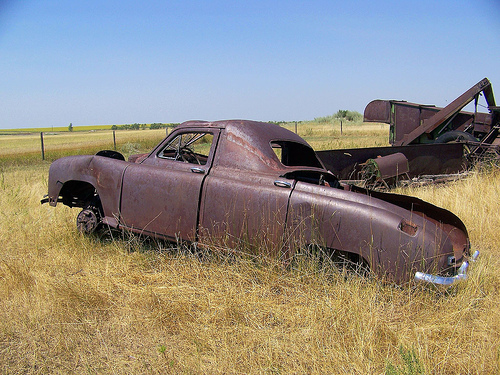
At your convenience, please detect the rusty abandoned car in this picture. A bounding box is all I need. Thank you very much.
[41,120,479,285]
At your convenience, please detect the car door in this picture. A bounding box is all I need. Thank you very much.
[199,169,295,256]
[119,129,220,241]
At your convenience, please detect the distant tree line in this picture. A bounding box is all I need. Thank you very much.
[110,123,179,130]
[268,110,362,126]
[314,110,363,123]
[269,120,301,126]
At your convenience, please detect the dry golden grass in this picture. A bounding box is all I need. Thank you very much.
[283,121,390,150]
[0,122,499,374]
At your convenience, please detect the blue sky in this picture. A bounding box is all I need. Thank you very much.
[1,0,499,129]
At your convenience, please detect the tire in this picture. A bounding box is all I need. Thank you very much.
[434,131,477,144]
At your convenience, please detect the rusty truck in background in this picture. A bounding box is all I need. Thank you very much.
[317,78,500,182]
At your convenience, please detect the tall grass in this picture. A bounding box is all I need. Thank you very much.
[0,123,498,373]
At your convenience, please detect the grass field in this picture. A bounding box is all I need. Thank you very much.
[0,121,390,167]
[1,124,132,133]
[0,120,499,374]
[0,128,170,166]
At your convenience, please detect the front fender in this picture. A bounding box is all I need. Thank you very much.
[45,155,130,227]
[46,155,95,205]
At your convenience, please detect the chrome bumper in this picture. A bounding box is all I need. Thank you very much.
[414,250,480,285]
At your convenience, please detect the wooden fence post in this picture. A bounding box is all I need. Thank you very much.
[40,132,45,160]
[113,130,116,150]
[295,121,298,134]
[340,120,343,135]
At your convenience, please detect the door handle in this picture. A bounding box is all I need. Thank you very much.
[191,167,205,174]
[274,180,292,188]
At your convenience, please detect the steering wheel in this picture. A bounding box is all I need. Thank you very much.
[179,146,201,164]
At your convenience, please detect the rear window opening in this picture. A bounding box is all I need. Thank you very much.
[282,170,342,189]
[270,141,323,168]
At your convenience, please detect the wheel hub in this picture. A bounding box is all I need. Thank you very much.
[76,208,99,234]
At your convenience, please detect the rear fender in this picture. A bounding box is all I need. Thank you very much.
[350,185,468,234]
[349,185,470,279]
[286,182,469,283]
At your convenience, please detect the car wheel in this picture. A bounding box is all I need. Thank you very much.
[76,208,102,234]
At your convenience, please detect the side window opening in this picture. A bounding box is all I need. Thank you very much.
[270,141,323,168]
[158,132,214,165]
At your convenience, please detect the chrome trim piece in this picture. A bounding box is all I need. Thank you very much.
[191,167,205,174]
[274,180,292,188]
[414,250,480,285]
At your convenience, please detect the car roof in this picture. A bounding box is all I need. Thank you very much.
[177,119,310,144]
[175,120,324,173]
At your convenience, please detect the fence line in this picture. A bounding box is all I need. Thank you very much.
[38,127,175,160]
